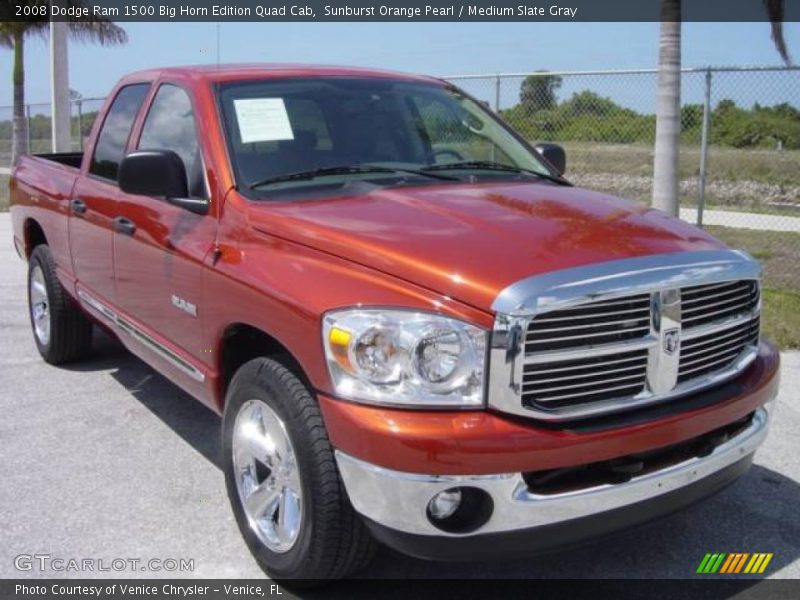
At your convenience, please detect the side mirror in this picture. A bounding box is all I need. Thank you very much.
[119,150,208,216]
[534,143,567,176]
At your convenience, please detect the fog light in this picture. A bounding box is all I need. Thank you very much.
[427,488,462,520]
[425,486,494,534]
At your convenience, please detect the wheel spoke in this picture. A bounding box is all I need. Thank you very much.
[237,421,278,468]
[245,479,281,519]
[29,266,51,346]
[277,489,301,542]
[31,280,47,298]
[259,408,293,465]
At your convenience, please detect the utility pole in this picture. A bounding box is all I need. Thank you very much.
[50,19,71,152]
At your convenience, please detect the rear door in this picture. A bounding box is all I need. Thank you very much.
[70,83,150,304]
[113,82,217,366]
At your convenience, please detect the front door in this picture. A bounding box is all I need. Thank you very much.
[113,83,216,371]
[69,83,150,304]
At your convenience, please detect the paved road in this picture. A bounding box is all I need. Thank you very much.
[680,207,800,233]
[1,213,798,583]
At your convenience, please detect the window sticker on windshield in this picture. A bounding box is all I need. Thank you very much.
[233,98,294,143]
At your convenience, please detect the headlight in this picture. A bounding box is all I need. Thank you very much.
[322,309,487,408]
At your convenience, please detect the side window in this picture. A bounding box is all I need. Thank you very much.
[139,84,205,198]
[89,84,150,182]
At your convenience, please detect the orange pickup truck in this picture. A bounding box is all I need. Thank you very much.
[9,64,779,582]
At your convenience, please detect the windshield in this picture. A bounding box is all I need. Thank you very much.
[217,77,558,197]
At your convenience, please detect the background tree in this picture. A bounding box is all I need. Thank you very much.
[651,0,791,216]
[519,72,563,113]
[0,2,127,164]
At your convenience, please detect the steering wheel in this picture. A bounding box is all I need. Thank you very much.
[432,149,464,163]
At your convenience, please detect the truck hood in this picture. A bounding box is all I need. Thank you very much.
[247,181,726,312]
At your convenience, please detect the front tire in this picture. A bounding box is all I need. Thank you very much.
[222,358,375,584]
[27,245,93,364]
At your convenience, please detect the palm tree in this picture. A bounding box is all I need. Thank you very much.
[0,2,127,164]
[652,0,791,216]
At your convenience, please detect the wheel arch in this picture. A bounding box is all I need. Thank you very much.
[217,322,312,410]
[23,218,48,258]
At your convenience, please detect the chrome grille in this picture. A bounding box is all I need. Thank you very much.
[678,316,760,383]
[681,280,759,328]
[512,278,760,419]
[489,251,763,421]
[522,349,648,410]
[524,294,651,353]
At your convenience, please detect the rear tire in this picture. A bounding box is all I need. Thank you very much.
[27,245,93,365]
[222,357,375,585]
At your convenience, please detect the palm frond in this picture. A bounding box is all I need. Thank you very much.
[0,15,49,47]
[763,0,792,65]
[67,20,128,46]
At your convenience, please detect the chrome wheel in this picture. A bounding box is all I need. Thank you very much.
[29,265,51,346]
[232,399,303,553]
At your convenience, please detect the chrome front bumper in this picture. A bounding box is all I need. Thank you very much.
[336,407,769,538]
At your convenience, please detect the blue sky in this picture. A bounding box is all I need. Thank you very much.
[0,21,796,111]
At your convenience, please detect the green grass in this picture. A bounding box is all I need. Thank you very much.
[706,225,800,348]
[562,141,800,186]
[761,289,800,349]
[0,175,8,211]
[562,142,800,213]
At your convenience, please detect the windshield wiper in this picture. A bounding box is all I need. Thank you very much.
[422,160,569,185]
[249,165,458,189]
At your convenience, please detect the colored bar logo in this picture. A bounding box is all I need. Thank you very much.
[696,553,773,574]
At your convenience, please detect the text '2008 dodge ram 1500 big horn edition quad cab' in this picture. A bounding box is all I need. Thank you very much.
[9,65,780,583]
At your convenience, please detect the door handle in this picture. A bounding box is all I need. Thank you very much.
[113,216,137,236]
[70,198,87,215]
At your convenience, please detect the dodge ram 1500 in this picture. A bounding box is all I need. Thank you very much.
[9,64,780,582]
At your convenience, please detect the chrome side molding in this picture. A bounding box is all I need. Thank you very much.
[77,289,206,382]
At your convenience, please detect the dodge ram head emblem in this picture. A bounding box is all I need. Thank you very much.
[663,328,680,355]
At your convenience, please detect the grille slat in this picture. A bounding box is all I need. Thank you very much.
[681,321,755,353]
[681,333,754,361]
[682,291,755,314]
[525,362,648,385]
[525,325,651,348]
[523,353,647,375]
[531,306,652,323]
[681,280,749,298]
[532,381,647,405]
[521,348,648,410]
[527,317,650,333]
[520,279,759,415]
[524,371,645,394]
[679,351,745,378]
[677,314,759,383]
[525,294,651,353]
[682,286,752,306]
[681,280,758,329]
[681,341,748,369]
[682,300,757,324]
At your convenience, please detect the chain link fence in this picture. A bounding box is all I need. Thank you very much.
[1,67,798,343]
[0,96,105,168]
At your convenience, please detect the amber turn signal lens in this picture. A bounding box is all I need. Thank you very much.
[329,327,353,372]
